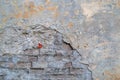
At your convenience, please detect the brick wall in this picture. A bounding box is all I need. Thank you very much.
[0,25,92,80]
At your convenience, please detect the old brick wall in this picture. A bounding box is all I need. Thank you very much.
[0,0,120,80]
[0,25,92,80]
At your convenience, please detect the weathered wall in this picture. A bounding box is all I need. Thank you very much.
[0,25,92,80]
[0,0,120,80]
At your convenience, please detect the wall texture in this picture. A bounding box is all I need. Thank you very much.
[0,25,92,80]
[0,0,120,80]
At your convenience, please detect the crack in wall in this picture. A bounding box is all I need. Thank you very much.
[0,24,93,80]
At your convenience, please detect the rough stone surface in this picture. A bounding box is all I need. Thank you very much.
[0,0,120,80]
[0,25,92,80]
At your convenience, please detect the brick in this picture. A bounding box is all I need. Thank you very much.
[28,73,50,80]
[16,62,31,69]
[12,55,29,63]
[48,61,65,68]
[0,55,30,63]
[70,68,83,74]
[64,62,72,68]
[31,56,48,68]
[29,68,44,73]
[24,49,39,55]
[55,50,66,56]
[45,68,70,74]
[54,53,63,60]
[32,61,48,68]
[0,62,15,68]
[49,74,77,79]
[28,56,38,62]
[40,49,56,55]
[46,56,56,62]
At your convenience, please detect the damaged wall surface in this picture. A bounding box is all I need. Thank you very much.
[0,0,120,80]
[0,25,92,80]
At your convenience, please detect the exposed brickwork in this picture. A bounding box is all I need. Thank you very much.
[0,25,92,80]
